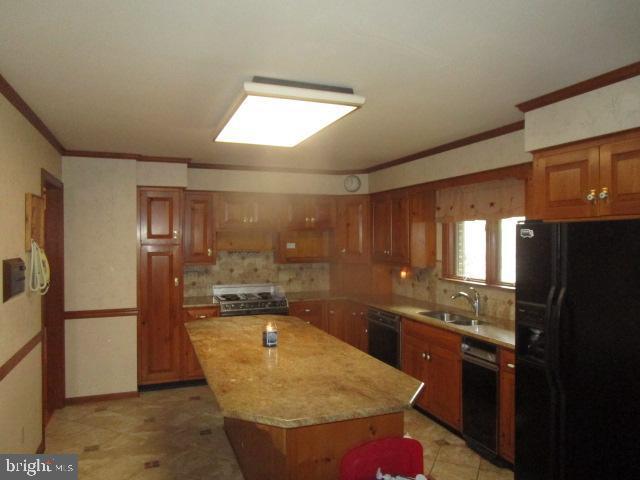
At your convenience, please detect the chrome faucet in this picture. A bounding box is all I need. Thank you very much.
[450,287,481,317]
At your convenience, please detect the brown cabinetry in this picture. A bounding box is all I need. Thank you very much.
[372,191,410,264]
[326,300,348,340]
[401,319,462,430]
[184,192,215,264]
[344,302,368,352]
[532,132,640,220]
[139,188,183,244]
[289,300,327,331]
[139,244,183,384]
[499,348,516,463]
[216,192,273,230]
[282,196,335,230]
[335,195,370,263]
[276,230,331,263]
[182,306,219,380]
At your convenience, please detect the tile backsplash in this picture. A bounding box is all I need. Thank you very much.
[392,261,515,322]
[184,251,330,297]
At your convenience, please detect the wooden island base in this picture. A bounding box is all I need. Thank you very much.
[224,411,404,480]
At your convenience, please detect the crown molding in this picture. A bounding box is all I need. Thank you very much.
[188,162,366,175]
[516,60,640,113]
[63,150,191,164]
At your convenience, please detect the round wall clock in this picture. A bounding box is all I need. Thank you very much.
[343,175,362,193]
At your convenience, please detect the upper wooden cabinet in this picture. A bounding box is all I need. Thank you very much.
[276,230,331,263]
[335,195,370,263]
[281,196,335,230]
[139,188,183,245]
[184,192,215,264]
[371,188,435,267]
[532,131,640,220]
[372,191,409,264]
[215,192,274,230]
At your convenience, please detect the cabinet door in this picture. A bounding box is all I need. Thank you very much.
[217,193,262,229]
[277,230,330,263]
[499,349,516,463]
[182,307,219,380]
[139,244,183,384]
[532,147,600,219]
[599,138,640,217]
[390,191,410,263]
[284,197,311,229]
[401,333,429,411]
[426,343,462,430]
[335,196,370,263]
[289,300,327,331]
[184,192,215,264]
[345,303,368,352]
[327,300,347,340]
[371,194,391,260]
[310,196,335,230]
[409,189,436,268]
[139,188,183,245]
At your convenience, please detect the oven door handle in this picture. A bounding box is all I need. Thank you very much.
[367,316,400,332]
[462,354,499,372]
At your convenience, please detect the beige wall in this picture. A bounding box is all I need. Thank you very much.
[0,94,61,453]
[368,130,530,193]
[62,156,138,398]
[187,168,369,195]
[65,316,137,398]
[137,161,188,187]
[525,76,640,151]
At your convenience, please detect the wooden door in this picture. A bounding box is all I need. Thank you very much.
[401,332,429,411]
[139,244,183,384]
[182,307,219,380]
[599,138,640,217]
[532,147,600,219]
[289,301,327,331]
[499,349,516,463]
[335,196,370,263]
[426,342,462,430]
[344,302,368,352]
[184,192,215,264]
[327,300,347,340]
[371,194,391,261]
[139,188,183,244]
[389,191,410,263]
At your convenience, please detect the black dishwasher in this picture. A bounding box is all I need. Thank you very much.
[461,336,498,458]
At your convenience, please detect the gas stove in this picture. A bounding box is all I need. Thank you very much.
[213,284,289,317]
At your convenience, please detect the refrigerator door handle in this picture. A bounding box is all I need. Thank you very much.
[550,286,568,480]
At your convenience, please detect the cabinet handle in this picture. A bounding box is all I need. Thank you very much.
[598,186,609,200]
[586,189,597,203]
[364,328,368,334]
[304,308,312,313]
[507,363,515,370]
[173,230,179,239]
[329,310,335,314]
[352,312,357,316]
[242,216,247,223]
[248,216,254,223]
[341,248,346,254]
[421,352,426,359]
[311,217,316,223]
[174,277,180,287]
[305,217,310,223]
[207,248,213,257]
[196,314,207,319]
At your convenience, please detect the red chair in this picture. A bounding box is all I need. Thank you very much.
[340,437,425,480]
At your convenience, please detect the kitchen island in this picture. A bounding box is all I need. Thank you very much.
[186,315,423,480]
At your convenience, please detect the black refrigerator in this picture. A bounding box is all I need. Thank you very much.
[515,219,640,480]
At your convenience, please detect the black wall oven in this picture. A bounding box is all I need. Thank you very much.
[366,308,401,368]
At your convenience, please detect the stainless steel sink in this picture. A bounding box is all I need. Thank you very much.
[417,310,485,326]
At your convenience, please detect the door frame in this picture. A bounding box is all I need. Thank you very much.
[41,169,65,437]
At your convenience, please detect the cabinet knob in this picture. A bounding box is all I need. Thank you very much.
[599,186,609,200]
[173,230,179,239]
[174,277,180,287]
[311,217,315,223]
[305,217,310,223]
[586,189,597,203]
[304,308,312,313]
[341,248,346,254]
[364,328,368,334]
[196,314,207,319]
[207,248,213,257]
[507,363,515,370]
[421,352,426,359]
[329,310,335,314]
[242,216,247,223]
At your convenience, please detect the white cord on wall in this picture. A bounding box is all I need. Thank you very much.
[29,239,50,295]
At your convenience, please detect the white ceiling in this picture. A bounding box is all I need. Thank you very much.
[1,0,639,171]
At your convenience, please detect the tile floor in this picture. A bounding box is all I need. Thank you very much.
[45,385,513,480]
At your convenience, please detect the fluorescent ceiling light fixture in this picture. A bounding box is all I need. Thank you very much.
[215,77,365,147]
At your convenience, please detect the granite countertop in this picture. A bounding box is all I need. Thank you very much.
[186,315,423,428]
[183,290,515,349]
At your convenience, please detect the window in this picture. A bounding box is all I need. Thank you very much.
[444,216,525,287]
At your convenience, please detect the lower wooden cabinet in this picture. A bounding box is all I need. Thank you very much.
[326,300,348,340]
[499,348,516,463]
[139,244,183,385]
[182,307,220,380]
[289,300,327,331]
[344,302,368,352]
[402,319,462,430]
